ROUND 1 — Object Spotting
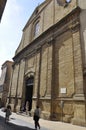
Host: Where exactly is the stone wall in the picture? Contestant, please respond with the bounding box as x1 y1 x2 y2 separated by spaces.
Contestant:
54 31 74 98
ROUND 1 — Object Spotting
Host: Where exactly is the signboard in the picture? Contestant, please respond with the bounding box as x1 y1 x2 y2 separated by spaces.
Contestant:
60 88 66 94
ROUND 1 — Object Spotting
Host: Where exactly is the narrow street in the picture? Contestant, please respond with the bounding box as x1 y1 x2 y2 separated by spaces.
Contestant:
0 116 34 130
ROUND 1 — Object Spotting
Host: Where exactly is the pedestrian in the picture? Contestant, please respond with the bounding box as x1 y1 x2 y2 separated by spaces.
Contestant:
33 105 41 130
5 104 12 123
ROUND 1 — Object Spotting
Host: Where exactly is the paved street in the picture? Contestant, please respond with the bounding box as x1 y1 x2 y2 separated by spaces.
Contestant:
0 109 86 130
0 116 34 130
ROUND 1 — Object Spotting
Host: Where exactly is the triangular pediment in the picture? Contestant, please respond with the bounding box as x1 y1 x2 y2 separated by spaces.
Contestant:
23 0 51 31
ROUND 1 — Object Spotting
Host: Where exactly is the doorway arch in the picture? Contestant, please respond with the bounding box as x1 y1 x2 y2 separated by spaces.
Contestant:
24 76 34 111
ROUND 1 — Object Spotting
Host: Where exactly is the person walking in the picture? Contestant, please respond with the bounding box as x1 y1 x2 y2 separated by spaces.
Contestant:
5 104 12 123
33 105 41 130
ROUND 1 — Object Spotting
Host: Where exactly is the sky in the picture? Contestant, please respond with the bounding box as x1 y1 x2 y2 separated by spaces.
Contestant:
0 0 45 76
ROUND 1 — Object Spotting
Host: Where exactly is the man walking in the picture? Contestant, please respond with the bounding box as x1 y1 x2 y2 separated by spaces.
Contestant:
33 106 41 130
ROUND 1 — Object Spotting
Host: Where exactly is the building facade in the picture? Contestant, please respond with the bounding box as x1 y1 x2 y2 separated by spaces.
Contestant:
8 0 86 126
0 61 13 107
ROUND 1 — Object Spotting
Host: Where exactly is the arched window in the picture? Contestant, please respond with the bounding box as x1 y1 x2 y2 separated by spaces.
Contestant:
34 21 40 37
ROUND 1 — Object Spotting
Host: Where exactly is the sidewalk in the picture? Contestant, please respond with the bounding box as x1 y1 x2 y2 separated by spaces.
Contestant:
0 109 86 130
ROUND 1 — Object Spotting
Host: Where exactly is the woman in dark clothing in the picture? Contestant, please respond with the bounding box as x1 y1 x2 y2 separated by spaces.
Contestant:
5 105 12 123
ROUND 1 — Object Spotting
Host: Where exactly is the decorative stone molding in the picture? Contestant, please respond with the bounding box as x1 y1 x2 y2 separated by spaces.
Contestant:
25 70 35 78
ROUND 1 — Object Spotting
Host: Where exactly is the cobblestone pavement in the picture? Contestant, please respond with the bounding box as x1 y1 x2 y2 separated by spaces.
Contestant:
0 116 34 130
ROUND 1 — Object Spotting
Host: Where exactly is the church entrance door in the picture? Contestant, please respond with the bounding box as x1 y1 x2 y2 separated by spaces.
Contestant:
24 76 34 111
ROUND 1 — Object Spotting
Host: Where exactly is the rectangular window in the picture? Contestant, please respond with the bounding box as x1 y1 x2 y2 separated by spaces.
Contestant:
34 21 40 37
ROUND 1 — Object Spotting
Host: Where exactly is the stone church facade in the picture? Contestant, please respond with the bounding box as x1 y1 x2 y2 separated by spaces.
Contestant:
8 0 86 126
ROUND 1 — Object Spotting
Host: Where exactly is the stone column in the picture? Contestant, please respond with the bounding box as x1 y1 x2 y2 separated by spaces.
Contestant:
46 44 52 97
71 22 86 126
14 62 20 112
50 38 56 120
16 59 26 111
72 27 84 99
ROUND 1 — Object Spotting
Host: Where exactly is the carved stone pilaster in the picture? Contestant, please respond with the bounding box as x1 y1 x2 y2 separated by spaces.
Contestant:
72 26 84 99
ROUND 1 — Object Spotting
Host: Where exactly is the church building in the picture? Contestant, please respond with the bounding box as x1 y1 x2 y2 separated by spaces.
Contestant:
8 0 86 126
